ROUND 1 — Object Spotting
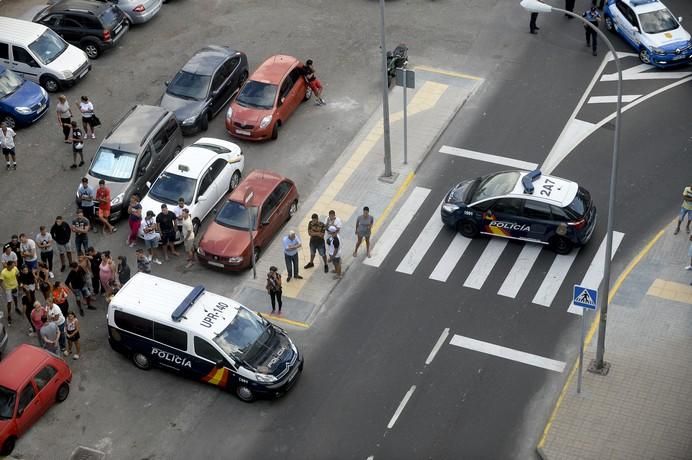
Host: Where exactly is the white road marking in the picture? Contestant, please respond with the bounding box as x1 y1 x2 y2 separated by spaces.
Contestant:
497 244 543 298
439 145 538 171
365 187 431 268
429 234 472 282
396 206 445 275
532 250 579 307
567 231 625 315
449 334 566 373
587 95 640 104
600 63 692 81
366 457 374 460
463 238 507 289
425 328 450 365
387 385 416 430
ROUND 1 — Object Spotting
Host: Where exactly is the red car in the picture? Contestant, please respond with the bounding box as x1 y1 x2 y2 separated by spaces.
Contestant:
0 344 72 456
197 170 299 270
225 55 312 141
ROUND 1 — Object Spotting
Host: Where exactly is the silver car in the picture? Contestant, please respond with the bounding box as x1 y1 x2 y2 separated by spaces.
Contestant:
109 0 163 24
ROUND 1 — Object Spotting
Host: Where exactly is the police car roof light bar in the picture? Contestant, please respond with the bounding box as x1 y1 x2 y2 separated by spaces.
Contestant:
630 0 658 6
171 285 206 322
522 169 542 194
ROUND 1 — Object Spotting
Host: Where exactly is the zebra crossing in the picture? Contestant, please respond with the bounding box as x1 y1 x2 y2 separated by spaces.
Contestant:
365 187 625 315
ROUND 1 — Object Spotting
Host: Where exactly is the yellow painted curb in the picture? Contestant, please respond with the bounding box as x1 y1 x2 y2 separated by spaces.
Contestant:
414 65 483 81
257 312 310 329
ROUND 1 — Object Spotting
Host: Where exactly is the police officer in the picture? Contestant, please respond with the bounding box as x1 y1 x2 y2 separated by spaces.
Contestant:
583 3 601 56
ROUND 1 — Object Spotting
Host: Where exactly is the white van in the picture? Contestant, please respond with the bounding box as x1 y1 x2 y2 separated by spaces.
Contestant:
0 16 91 92
107 273 303 402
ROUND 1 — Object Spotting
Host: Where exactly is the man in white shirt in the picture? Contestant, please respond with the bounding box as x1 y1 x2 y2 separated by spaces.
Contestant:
325 210 342 234
181 208 195 268
36 226 54 272
47 302 66 353
19 233 38 272
0 121 17 170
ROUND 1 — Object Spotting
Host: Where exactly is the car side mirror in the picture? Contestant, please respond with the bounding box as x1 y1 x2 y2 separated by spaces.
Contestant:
678 16 683 23
211 89 219 97
138 166 146 177
261 217 270 226
165 80 170 87
17 407 25 417
197 195 208 202
279 97 285 105
145 181 151 188
215 359 224 369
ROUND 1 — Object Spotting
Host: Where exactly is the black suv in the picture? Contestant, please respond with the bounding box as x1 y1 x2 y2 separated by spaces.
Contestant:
33 0 129 59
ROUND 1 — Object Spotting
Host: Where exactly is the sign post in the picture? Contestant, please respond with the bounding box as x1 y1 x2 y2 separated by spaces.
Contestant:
395 68 415 165
573 285 598 394
244 190 255 280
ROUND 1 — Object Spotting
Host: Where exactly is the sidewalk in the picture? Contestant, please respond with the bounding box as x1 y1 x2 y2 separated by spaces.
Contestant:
233 67 482 327
538 222 692 460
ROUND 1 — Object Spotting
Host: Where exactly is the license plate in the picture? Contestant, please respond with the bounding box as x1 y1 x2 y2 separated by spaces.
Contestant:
208 261 224 268
673 54 685 60
114 25 122 35
37 104 45 112
235 129 251 136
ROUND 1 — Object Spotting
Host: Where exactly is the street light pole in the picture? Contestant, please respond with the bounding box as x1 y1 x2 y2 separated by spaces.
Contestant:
244 190 256 280
519 0 622 374
379 0 393 177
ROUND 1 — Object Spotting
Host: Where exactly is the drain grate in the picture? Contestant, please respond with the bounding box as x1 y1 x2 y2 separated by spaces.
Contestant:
70 446 106 460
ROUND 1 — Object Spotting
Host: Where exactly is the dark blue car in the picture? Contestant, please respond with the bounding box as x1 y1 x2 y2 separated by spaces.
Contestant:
0 65 50 129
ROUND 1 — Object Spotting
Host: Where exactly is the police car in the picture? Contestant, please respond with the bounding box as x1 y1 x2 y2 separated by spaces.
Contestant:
107 273 303 402
440 170 597 254
604 0 692 67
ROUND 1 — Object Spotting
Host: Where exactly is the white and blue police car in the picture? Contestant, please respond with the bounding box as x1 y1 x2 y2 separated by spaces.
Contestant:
604 0 692 67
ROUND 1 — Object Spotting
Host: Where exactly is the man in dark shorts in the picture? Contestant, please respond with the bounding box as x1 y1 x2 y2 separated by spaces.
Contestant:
304 59 325 105
304 213 328 273
156 204 179 261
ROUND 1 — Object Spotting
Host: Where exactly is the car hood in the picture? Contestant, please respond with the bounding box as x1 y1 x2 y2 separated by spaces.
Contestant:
84 174 130 205
1 80 47 110
140 194 167 216
200 221 252 257
160 93 205 122
252 326 297 376
647 27 691 47
230 102 272 126
48 44 89 75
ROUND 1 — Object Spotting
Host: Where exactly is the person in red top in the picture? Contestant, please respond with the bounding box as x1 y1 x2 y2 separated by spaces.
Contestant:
96 179 116 234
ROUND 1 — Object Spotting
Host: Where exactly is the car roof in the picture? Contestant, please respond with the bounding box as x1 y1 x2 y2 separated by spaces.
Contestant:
471 170 578 208
0 344 50 390
625 0 665 13
109 273 243 341
250 55 300 84
101 105 170 153
227 169 287 206
41 0 112 14
181 46 236 76
164 138 240 179
0 17 51 45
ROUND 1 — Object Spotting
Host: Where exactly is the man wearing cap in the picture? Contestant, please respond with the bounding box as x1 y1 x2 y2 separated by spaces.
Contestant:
282 230 303 282
76 178 97 233
142 210 162 264
327 226 342 279
1 244 17 269
157 204 179 260
304 213 328 273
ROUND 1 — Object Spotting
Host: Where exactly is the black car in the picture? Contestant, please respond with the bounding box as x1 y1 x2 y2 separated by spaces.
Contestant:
33 0 129 59
160 46 249 135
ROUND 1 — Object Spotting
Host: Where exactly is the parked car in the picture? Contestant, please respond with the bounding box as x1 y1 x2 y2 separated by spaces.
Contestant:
197 170 299 270
0 65 49 128
139 137 244 242
33 0 129 59
161 46 248 135
92 0 163 25
0 323 7 360
0 344 72 456
225 55 311 141
86 105 183 221
604 0 692 67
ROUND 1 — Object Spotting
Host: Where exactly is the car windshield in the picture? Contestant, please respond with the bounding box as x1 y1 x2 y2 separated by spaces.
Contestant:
213 307 272 365
167 71 210 101
638 9 679 34
99 6 121 28
28 29 67 65
89 148 137 182
148 172 196 206
215 200 258 230
565 187 591 219
235 81 276 110
0 69 24 98
0 385 16 420
469 171 520 203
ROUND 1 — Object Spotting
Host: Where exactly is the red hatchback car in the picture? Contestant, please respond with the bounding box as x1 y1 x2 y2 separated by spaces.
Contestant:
0 344 72 456
197 170 299 270
225 55 311 141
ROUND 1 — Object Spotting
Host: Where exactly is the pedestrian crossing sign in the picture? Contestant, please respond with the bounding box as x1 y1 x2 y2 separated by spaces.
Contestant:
573 285 598 310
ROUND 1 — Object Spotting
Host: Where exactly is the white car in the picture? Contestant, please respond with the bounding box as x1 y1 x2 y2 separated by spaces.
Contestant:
139 137 243 242
604 0 692 67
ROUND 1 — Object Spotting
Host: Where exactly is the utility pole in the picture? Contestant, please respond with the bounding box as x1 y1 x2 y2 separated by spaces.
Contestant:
378 0 392 178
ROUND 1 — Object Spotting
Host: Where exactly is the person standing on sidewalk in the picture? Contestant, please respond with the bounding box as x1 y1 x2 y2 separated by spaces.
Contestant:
127 194 142 247
156 204 179 261
68 120 85 168
142 211 162 264
19 233 39 273
46 301 66 354
56 95 72 143
79 95 97 139
51 216 73 272
64 311 81 360
673 184 692 235
353 206 374 258
71 208 90 256
40 318 60 356
283 230 303 282
1 260 19 325
0 121 17 170
76 178 97 233
136 248 152 274
96 180 115 234
304 213 328 273
583 3 601 56
36 226 54 273
327 226 342 279
181 208 196 269
266 266 283 315
325 210 342 234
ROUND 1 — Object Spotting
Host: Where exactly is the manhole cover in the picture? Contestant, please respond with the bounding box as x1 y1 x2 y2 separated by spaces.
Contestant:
70 446 106 460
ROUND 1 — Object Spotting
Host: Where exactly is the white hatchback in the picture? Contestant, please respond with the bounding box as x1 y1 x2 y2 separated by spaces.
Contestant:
139 137 243 241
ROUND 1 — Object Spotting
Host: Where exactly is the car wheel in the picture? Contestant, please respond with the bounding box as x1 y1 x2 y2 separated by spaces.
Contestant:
200 113 209 131
192 217 201 235
271 122 279 140
1 114 16 129
457 220 479 238
605 16 614 32
82 41 100 59
40 75 60 93
56 382 70 402
639 49 652 65
235 384 255 402
0 436 16 456
229 170 241 191
288 200 298 219
550 236 573 255
303 86 312 101
132 352 152 370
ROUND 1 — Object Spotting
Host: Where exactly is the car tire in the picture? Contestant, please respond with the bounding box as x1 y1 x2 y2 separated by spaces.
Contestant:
638 48 651 65
200 113 209 132
229 170 241 191
1 114 16 129
235 384 255 402
271 122 279 140
457 220 479 238
550 236 573 255
287 200 298 220
40 75 60 93
0 436 16 456
132 352 152 370
56 382 70 402
605 16 614 32
82 40 100 59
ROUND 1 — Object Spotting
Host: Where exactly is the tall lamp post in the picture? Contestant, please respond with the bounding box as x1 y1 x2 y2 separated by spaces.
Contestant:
244 189 256 280
519 0 622 374
379 0 393 178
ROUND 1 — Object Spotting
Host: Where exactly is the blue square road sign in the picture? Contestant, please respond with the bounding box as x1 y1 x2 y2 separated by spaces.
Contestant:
573 285 598 310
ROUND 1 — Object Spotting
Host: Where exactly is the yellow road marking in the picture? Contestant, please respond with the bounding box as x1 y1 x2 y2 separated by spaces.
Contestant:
257 312 310 329
537 226 666 449
647 279 692 304
371 172 415 236
414 65 483 81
